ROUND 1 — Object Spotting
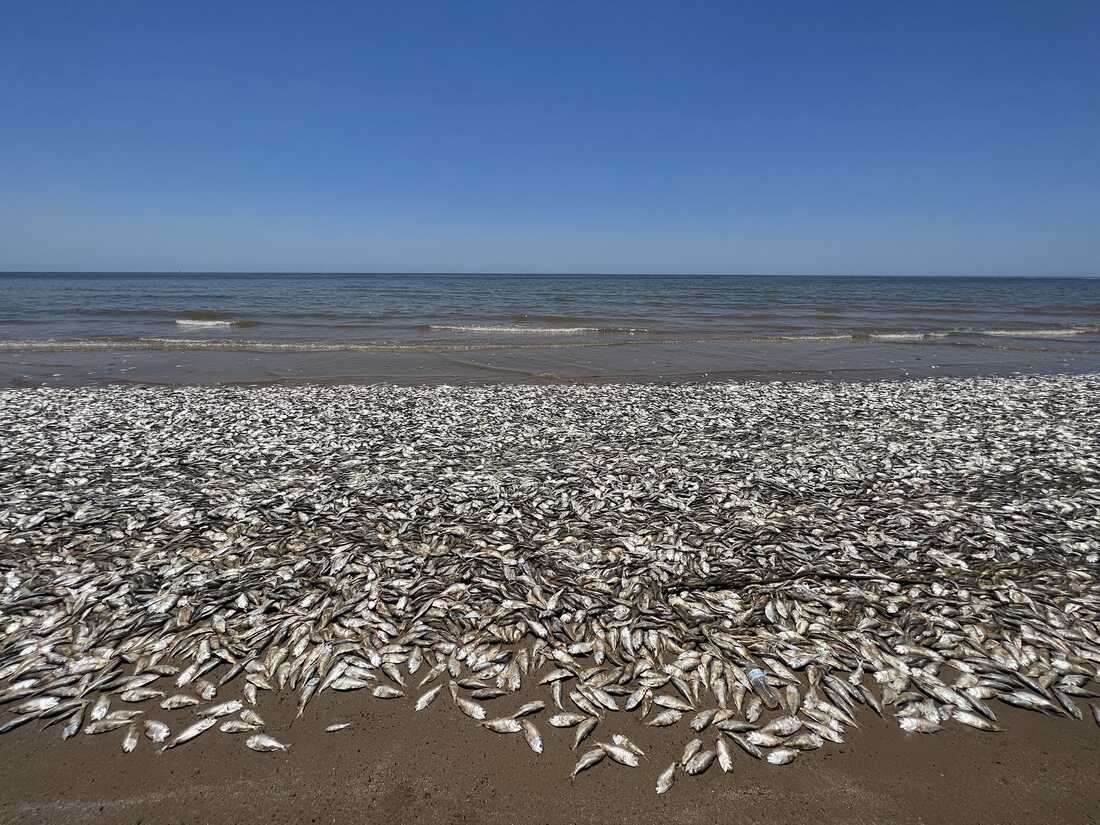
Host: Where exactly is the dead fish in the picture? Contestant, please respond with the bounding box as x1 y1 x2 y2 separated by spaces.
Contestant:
144 719 170 743
219 719 259 733
716 719 758 733
62 711 83 740
122 724 139 753
416 685 442 711
681 737 703 766
611 733 644 756
952 710 1001 732
573 717 598 749
784 731 824 750
512 700 545 718
762 716 802 736
325 723 352 732
90 695 110 721
715 737 734 772
648 709 683 727
653 694 693 712
330 677 372 691
571 747 606 780
548 713 587 728
382 663 405 687
656 762 677 794
747 731 784 747
198 700 243 718
767 748 798 765
898 717 940 734
690 709 717 731
120 689 163 703
161 694 200 710
1 714 36 736
999 691 1058 714
85 717 133 735
246 734 290 752
684 749 716 775
14 696 60 714
372 685 404 699
521 719 543 754
240 709 264 726
162 717 217 750
418 663 446 688
725 732 764 760
599 742 640 767
483 717 523 734
455 697 486 720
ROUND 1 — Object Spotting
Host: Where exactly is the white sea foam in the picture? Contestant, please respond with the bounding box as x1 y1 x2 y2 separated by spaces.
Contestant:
175 319 237 327
978 327 1098 337
869 332 949 341
427 325 602 335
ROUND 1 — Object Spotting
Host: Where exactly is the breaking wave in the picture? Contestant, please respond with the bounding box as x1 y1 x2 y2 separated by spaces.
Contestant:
175 318 256 328
418 324 650 335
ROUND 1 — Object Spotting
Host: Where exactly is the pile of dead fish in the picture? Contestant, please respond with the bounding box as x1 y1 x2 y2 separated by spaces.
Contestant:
1 374 1099 793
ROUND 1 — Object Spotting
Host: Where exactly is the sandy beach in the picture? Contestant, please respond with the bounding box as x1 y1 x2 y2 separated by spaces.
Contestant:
2 688 1098 825
1 375 1098 825
6 0 1100 820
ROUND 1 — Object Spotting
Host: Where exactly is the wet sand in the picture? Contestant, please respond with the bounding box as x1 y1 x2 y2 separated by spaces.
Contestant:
3 333 1100 387
2 687 1097 825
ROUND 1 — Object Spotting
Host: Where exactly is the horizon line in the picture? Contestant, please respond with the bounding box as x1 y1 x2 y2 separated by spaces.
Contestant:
2 271 1098 279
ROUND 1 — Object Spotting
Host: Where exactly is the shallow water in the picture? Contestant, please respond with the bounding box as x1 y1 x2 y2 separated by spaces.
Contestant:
3 273 1099 385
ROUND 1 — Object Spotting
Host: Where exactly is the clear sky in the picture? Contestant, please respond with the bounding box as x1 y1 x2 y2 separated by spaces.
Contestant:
2 1 1097 275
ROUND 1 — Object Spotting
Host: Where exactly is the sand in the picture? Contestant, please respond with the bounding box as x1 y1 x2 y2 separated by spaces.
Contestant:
2 687 1097 825
3 333 1100 387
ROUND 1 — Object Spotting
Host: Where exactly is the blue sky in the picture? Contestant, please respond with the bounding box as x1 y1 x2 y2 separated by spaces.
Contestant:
2 1 1097 274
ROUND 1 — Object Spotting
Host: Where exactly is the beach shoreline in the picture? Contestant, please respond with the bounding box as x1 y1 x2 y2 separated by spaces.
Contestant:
3 333 1100 388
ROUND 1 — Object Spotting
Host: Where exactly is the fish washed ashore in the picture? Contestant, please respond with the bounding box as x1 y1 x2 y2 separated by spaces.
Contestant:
1 375 1099 823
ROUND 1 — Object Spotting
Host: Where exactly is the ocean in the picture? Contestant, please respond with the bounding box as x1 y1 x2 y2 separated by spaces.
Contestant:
3 273 1100 347
2 273 1099 385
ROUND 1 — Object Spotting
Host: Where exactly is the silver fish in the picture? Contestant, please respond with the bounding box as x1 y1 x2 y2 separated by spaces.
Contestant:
415 685 442 711
648 709 683 727
198 700 243 718
455 697 486 720
246 733 290 752
161 694 200 710
573 717 598 749
483 717 523 733
680 737 702 766
715 737 734 772
656 762 677 794
571 747 605 780
219 719 259 733
143 720 171 742
599 742 639 767
521 719 543 754
684 749 715 775
162 717 217 750
122 724 139 753
767 748 798 765
548 713 587 728
512 700 545 718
